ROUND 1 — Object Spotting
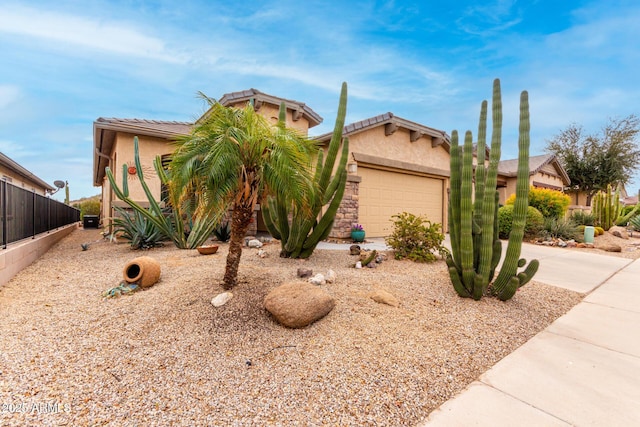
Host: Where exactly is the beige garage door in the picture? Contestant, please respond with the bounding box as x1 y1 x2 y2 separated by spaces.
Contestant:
358 167 444 237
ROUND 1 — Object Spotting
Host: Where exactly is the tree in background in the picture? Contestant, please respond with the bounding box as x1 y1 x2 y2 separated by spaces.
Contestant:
545 115 640 202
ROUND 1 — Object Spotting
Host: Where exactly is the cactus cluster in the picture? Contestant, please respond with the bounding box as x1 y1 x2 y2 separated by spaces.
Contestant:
105 137 219 249
262 82 349 259
447 79 539 301
592 185 640 230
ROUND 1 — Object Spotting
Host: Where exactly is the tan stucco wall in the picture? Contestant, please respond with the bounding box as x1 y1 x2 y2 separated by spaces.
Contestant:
0 165 49 195
530 171 564 190
0 223 77 287
226 101 311 135
111 133 175 204
348 126 450 169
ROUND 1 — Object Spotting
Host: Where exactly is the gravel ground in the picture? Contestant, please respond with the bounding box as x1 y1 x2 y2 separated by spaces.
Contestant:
1 228 584 426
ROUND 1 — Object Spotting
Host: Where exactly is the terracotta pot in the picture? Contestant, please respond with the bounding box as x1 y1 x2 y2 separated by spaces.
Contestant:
197 244 219 255
123 256 161 288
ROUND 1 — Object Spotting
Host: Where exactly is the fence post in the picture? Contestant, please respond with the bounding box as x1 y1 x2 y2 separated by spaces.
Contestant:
32 191 36 239
2 180 6 249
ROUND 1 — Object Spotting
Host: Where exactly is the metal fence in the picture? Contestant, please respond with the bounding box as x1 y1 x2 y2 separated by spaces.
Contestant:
1 180 80 249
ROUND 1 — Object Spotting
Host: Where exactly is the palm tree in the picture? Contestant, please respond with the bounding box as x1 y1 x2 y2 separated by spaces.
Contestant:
170 97 316 289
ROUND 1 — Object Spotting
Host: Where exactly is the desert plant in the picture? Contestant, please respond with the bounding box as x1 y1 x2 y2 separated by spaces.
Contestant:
106 137 219 249
569 210 595 226
505 187 570 219
385 212 448 262
630 215 640 231
213 221 231 242
498 205 544 239
170 96 316 290
447 78 539 301
592 185 640 230
262 82 349 259
542 217 580 240
111 206 165 250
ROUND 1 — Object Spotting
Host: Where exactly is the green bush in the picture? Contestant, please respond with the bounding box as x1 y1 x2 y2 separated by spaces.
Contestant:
630 215 640 232
498 205 544 239
542 217 580 240
506 187 570 219
77 198 101 220
112 206 165 250
569 210 595 226
385 212 448 262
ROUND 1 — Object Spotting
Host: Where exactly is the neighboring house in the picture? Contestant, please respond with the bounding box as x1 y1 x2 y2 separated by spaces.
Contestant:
496 154 571 204
0 152 55 195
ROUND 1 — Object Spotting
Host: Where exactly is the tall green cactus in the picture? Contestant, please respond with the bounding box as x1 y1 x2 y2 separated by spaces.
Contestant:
262 82 349 258
105 137 220 249
592 185 640 230
447 79 539 301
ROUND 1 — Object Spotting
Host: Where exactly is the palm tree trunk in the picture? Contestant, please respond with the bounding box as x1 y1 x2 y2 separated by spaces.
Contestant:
222 203 254 289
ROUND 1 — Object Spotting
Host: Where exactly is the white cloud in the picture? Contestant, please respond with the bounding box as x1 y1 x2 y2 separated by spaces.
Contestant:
0 5 184 63
0 85 21 109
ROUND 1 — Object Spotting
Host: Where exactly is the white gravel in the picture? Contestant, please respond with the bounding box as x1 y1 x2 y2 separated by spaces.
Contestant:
0 228 583 426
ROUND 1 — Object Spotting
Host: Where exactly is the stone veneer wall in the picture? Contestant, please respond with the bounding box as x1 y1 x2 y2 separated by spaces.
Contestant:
330 175 360 239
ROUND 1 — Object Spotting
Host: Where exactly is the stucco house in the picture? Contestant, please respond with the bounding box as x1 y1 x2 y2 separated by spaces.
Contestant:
496 153 571 204
93 89 571 239
0 152 55 195
94 90 325 232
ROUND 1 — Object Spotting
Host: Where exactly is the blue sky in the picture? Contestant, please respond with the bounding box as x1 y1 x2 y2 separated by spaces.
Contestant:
1 0 639 200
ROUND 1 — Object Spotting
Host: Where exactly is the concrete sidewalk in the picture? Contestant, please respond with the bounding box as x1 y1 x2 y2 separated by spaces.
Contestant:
421 246 640 426
317 238 640 425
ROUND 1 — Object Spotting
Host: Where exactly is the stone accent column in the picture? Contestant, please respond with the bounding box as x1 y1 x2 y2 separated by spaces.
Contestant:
329 175 361 239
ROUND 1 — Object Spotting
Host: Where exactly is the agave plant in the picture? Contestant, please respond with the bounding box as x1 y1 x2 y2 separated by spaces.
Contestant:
111 206 165 250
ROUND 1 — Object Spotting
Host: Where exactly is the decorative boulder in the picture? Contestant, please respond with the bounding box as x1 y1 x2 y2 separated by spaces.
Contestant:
370 289 399 307
264 282 335 328
600 243 622 252
609 226 629 239
350 245 361 255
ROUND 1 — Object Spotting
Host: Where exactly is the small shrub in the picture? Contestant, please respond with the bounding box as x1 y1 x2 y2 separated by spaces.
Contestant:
542 217 580 240
498 205 544 239
570 210 595 226
112 206 165 250
385 212 448 262
214 221 231 242
630 215 640 232
505 187 571 219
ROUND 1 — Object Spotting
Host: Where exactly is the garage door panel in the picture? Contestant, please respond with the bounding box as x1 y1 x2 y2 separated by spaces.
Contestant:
359 167 444 237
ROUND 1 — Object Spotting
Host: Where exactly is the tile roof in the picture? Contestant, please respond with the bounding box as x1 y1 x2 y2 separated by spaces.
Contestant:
314 112 449 144
217 88 323 128
497 153 571 184
94 118 192 137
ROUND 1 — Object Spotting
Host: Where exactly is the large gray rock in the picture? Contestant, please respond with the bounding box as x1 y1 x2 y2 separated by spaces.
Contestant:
264 282 335 328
